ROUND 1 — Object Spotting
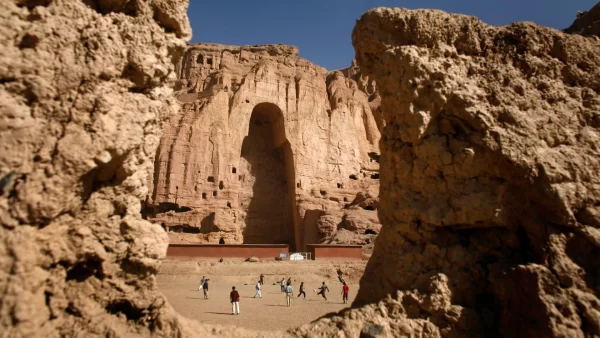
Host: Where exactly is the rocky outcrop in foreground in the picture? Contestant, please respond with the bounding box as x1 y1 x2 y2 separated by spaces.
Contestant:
320 6 599 338
144 43 382 253
0 0 258 336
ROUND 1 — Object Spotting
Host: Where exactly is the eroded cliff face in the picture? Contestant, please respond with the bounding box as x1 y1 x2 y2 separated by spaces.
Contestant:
337 7 600 338
144 43 382 252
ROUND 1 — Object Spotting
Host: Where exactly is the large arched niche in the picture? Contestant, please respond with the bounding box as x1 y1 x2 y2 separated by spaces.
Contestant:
238 103 300 250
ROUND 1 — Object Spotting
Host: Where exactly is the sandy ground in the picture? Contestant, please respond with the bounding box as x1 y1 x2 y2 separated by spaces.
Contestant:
157 259 366 332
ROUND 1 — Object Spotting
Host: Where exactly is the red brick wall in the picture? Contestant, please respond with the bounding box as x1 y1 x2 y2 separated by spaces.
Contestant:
306 244 362 260
167 244 289 259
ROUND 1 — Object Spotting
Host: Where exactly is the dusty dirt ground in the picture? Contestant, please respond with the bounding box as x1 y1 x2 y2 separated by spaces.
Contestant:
157 259 367 332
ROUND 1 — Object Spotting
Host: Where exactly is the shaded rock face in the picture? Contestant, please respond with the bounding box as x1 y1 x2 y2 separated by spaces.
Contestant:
565 2 600 37
338 7 600 338
144 43 382 251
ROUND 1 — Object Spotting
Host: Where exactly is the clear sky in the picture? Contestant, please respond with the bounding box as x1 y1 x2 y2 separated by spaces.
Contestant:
188 0 597 70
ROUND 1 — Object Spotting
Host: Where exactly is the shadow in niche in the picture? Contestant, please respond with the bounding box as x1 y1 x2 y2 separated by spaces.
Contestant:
240 103 296 249
200 212 215 234
170 224 200 233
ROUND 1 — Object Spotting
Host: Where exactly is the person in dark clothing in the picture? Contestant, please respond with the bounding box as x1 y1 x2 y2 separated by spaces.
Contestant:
230 286 240 315
317 281 329 300
259 273 264 285
202 279 209 299
297 282 306 299
337 268 346 285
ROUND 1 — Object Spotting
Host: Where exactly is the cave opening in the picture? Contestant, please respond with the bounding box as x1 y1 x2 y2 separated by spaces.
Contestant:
239 102 298 250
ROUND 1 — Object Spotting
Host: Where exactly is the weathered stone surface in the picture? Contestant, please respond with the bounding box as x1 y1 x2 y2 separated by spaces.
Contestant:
0 0 268 337
144 43 382 252
343 7 600 338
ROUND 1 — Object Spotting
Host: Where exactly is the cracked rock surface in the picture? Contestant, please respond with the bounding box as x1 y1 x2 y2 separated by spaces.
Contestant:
345 7 600 338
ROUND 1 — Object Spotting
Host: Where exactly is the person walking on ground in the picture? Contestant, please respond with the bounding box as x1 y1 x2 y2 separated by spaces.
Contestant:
287 277 292 286
202 278 209 299
259 273 264 285
230 286 240 315
198 276 206 291
337 268 346 285
285 282 293 306
341 282 349 304
317 281 329 300
280 278 285 293
297 282 306 299
254 280 262 298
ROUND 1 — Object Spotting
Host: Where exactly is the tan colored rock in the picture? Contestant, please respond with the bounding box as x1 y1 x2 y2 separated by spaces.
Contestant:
0 0 268 337
6 0 600 337
341 6 600 337
339 60 384 132
145 43 382 252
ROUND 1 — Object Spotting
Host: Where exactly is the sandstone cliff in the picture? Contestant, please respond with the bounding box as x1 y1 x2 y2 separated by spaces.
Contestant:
144 43 382 252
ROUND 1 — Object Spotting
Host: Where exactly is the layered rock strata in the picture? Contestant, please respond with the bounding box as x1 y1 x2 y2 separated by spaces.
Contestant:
144 43 382 252
336 7 600 338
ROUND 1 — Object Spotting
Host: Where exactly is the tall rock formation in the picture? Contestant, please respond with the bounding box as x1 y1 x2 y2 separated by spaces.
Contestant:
144 43 382 252
322 6 599 338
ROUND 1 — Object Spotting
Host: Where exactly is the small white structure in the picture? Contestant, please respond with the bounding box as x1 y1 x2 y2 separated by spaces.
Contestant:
289 253 305 261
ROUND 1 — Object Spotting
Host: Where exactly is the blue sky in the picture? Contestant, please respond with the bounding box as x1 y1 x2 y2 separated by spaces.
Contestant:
188 0 597 70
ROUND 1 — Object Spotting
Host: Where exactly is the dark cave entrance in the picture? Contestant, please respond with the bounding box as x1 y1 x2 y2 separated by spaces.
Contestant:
239 103 298 249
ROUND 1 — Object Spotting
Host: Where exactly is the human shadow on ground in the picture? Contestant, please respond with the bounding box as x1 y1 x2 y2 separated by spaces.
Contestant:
185 297 205 300
264 304 288 307
205 312 232 316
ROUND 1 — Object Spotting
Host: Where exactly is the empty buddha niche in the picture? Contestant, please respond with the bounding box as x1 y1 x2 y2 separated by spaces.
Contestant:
238 103 295 247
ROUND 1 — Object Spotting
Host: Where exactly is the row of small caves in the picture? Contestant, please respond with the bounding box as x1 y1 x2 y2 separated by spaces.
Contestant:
153 163 380 211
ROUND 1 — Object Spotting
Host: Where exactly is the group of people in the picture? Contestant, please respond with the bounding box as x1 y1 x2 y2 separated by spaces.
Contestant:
200 271 351 315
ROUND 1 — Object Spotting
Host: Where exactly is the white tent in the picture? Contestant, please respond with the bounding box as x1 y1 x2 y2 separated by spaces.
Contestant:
289 253 304 261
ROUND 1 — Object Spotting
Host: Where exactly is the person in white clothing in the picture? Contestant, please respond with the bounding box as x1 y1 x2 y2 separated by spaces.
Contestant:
198 276 205 291
230 286 240 315
254 280 262 298
285 283 293 306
